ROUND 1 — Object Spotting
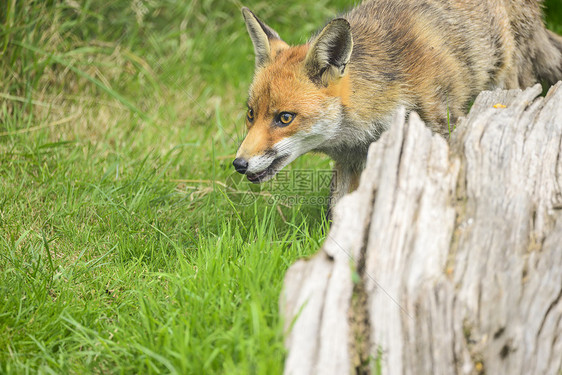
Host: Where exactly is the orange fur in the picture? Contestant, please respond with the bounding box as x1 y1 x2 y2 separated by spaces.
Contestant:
323 74 352 108
235 2 562 215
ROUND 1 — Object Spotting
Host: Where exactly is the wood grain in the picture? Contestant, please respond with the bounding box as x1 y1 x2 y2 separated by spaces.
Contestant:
281 82 562 375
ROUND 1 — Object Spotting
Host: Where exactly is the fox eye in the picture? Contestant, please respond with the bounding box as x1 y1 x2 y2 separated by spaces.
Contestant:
247 108 254 122
276 112 295 127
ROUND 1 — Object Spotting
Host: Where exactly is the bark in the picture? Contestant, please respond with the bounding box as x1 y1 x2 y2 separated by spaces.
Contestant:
281 83 562 375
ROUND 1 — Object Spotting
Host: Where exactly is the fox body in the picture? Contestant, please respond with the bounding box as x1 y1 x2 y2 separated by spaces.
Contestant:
233 0 562 212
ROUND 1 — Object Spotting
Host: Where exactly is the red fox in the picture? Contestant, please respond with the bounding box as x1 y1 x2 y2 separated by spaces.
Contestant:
233 0 562 212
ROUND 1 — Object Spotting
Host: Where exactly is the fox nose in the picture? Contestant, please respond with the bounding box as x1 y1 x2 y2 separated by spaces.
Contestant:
232 158 249 174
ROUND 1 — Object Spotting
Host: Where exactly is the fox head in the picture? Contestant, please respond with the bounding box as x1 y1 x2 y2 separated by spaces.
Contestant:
233 7 353 183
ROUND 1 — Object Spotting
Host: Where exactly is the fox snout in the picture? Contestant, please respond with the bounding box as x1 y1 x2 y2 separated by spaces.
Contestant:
232 149 290 184
233 123 296 184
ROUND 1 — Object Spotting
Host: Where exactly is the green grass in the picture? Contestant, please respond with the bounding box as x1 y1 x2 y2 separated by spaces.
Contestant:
1 1 562 374
546 0 562 34
0 1 346 373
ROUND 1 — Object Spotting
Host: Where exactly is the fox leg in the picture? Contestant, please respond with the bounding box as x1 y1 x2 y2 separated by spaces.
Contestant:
540 30 562 85
327 163 362 221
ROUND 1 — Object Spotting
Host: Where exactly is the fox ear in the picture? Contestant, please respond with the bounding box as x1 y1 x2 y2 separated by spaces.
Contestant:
305 19 353 85
242 7 287 69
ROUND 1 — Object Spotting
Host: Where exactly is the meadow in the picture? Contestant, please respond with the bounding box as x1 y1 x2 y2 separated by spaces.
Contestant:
1 0 561 373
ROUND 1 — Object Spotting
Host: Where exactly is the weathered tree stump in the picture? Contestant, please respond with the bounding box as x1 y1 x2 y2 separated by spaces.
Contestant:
281 83 562 375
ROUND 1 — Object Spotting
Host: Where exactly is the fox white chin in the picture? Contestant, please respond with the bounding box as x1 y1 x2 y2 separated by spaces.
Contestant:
245 154 290 183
